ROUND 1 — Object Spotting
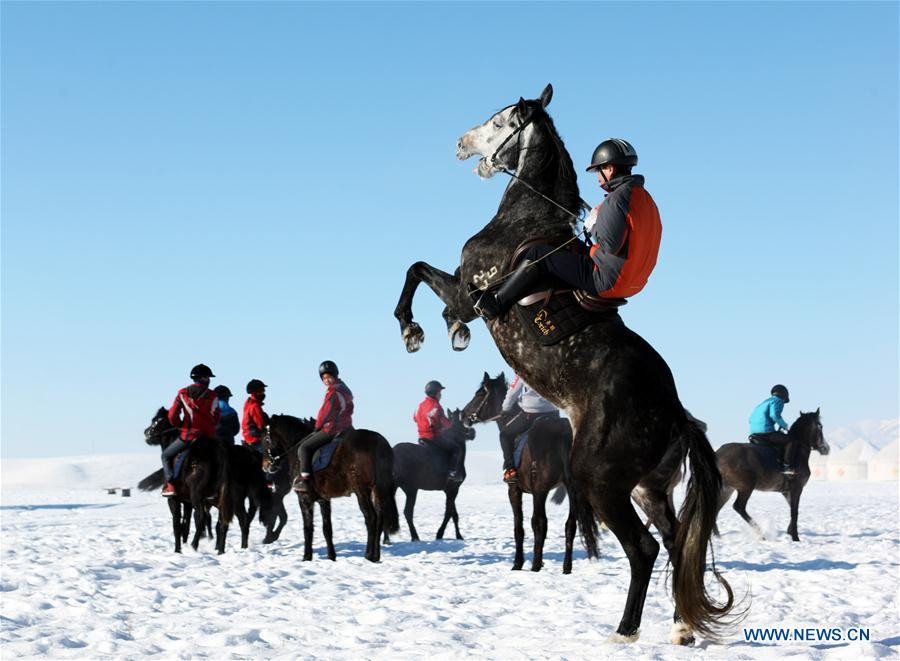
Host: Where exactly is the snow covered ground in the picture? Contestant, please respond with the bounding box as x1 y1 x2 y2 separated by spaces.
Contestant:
2 453 898 659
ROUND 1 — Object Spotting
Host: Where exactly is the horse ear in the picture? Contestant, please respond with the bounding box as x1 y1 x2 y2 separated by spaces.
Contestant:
816 407 820 415
483 371 490 383
516 97 528 118
539 83 553 108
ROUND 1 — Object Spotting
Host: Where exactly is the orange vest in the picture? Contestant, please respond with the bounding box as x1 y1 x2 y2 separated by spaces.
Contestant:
600 186 661 299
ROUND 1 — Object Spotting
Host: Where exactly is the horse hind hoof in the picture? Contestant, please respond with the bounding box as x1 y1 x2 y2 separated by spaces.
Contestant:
607 631 640 644
402 323 424 353
669 622 695 646
449 321 470 351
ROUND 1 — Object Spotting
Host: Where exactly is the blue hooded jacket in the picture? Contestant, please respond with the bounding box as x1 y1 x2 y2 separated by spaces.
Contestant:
749 396 789 434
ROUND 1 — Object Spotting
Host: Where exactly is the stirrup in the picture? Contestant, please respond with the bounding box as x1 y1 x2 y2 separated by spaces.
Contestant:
503 469 518 484
292 475 311 492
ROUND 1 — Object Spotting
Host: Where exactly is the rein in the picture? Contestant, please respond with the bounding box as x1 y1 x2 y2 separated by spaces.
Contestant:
468 385 502 424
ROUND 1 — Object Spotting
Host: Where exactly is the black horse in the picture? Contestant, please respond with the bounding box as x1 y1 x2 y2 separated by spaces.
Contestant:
462 372 587 574
262 415 400 562
139 407 233 554
716 409 829 541
393 84 736 643
384 408 475 543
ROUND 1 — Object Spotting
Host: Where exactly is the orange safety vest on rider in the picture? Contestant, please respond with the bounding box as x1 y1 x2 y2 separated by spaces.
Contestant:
600 186 661 299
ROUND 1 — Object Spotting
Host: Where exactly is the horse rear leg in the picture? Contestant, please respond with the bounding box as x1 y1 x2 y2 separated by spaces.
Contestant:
356 491 377 562
530 490 549 572
264 497 288 544
509 484 525 570
235 498 250 549
215 515 229 555
733 490 764 539
191 503 205 551
403 488 420 541
320 500 336 561
593 489 659 641
563 486 576 574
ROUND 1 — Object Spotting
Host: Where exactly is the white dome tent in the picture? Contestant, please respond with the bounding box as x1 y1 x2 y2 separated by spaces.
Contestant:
826 438 877 481
867 438 899 481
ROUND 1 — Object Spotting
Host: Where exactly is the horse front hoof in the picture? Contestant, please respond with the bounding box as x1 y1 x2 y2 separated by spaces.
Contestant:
511 563 523 571
607 631 640 644
403 323 424 353
562 566 572 575
303 555 313 562
530 563 543 572
455 534 464 541
449 321 470 351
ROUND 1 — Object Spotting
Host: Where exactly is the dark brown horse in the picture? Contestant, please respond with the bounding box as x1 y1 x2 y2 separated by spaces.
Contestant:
384 408 475 543
262 415 399 562
716 409 829 541
140 407 233 554
462 372 588 573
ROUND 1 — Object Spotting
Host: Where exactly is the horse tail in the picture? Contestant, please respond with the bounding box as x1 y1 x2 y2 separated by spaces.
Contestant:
376 439 400 535
138 468 165 491
564 431 600 559
550 485 566 505
672 418 741 640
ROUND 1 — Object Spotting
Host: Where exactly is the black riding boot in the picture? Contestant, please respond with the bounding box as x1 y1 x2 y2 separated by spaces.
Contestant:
474 260 543 321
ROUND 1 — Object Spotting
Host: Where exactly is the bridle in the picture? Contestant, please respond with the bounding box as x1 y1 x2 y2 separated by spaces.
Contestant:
467 384 502 424
262 425 302 475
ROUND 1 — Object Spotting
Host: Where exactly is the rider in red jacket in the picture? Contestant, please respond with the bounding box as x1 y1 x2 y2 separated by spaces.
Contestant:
414 380 463 482
242 379 269 452
162 364 220 496
293 361 354 492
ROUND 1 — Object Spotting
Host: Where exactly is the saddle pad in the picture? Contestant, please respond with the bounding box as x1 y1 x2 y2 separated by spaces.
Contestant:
750 443 782 472
515 290 617 346
513 432 530 469
312 439 340 472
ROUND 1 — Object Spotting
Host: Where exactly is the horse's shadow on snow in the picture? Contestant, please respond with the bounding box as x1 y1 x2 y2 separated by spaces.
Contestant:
0 503 120 511
718 559 857 572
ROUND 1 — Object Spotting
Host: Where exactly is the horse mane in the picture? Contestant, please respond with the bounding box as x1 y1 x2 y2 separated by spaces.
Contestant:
789 410 820 444
269 413 314 441
529 107 581 216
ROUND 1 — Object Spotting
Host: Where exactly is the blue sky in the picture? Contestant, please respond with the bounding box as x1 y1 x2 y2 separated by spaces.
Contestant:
2 2 897 459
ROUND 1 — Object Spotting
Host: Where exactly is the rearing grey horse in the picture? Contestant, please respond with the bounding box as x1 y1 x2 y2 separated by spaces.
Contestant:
394 84 738 644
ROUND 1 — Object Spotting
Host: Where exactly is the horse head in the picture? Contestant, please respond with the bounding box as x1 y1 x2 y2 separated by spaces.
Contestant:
447 408 476 442
457 84 554 179
262 414 316 474
462 371 508 425
793 408 830 455
144 406 175 446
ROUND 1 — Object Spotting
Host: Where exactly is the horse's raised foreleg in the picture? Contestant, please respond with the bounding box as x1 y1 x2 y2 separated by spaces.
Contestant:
320 500 336 561
510 485 525 570
530 490 549 572
394 262 475 353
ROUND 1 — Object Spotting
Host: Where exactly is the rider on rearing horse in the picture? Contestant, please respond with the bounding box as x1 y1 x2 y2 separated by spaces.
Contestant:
293 361 354 493
414 380 464 483
475 138 662 320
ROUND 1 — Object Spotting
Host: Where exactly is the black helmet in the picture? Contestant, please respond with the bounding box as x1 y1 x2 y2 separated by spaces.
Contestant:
425 380 445 397
246 379 267 394
771 384 790 403
213 385 233 399
318 361 339 378
190 363 215 380
586 138 638 172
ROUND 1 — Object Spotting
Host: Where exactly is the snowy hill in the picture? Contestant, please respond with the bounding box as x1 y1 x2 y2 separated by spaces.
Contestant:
826 418 898 450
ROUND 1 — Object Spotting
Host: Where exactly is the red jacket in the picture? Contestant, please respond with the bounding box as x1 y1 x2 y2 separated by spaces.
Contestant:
315 380 354 434
414 396 451 440
242 395 268 445
168 384 220 442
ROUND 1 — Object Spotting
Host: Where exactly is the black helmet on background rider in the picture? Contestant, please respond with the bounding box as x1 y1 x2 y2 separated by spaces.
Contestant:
585 138 638 172
771 384 790 403
425 380 445 397
318 361 339 379
246 379 267 394
213 385 233 400
190 363 215 381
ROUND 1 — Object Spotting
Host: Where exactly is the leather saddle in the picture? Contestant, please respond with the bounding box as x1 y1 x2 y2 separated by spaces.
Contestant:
509 238 627 313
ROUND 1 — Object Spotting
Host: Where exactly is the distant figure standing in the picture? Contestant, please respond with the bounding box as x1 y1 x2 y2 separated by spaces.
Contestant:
163 364 220 496
214 385 240 445
414 380 464 482
242 379 269 454
749 384 796 476
499 374 559 483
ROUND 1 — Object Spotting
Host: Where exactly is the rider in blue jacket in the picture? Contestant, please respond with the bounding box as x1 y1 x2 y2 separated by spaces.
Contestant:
749 385 796 476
